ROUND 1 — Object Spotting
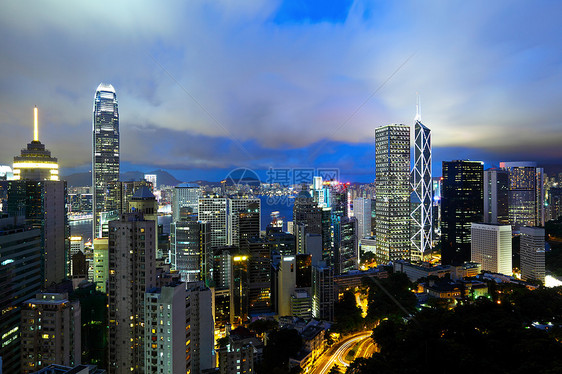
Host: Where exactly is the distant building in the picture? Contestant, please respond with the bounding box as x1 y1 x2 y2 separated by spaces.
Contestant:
20 293 81 373
520 226 545 284
172 183 200 221
548 187 562 221
353 197 371 239
471 223 512 275
375 124 411 264
441 160 483 265
143 174 157 189
170 220 211 283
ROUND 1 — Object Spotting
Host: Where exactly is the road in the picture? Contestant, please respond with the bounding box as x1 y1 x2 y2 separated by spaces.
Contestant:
312 331 374 374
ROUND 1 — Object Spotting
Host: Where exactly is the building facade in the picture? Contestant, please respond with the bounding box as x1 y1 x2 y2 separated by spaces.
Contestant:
520 226 545 284
375 124 411 264
483 169 509 225
93 83 119 239
471 223 512 275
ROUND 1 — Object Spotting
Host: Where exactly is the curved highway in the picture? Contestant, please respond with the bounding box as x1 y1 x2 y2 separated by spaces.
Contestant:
313 331 374 374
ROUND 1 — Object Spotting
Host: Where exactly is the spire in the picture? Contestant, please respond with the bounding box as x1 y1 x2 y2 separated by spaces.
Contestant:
33 106 39 141
414 93 421 122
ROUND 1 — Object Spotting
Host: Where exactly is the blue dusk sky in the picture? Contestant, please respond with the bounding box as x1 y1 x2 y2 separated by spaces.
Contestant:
1 1 562 182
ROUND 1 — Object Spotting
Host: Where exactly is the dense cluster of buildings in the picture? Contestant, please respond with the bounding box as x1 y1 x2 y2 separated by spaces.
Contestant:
0 84 554 374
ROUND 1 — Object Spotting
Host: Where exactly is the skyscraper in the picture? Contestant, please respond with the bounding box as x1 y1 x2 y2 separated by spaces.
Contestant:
93 83 119 238
375 124 411 264
353 197 371 239
441 160 484 265
410 116 432 262
499 162 545 232
483 169 510 225
172 183 200 221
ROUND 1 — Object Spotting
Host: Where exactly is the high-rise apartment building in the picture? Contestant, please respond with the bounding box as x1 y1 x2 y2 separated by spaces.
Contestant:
198 196 229 247
93 83 119 239
548 187 562 222
172 183 200 221
247 237 272 316
375 124 411 264
108 212 157 374
20 293 81 373
410 119 432 261
483 169 509 225
0 215 41 374
337 216 358 274
93 237 109 293
441 160 484 265
185 282 215 373
520 226 545 284
278 255 296 317
471 223 512 275
499 162 545 231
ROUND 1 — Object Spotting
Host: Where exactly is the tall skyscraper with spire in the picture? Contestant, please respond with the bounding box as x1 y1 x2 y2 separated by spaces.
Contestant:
92 83 119 238
410 99 432 261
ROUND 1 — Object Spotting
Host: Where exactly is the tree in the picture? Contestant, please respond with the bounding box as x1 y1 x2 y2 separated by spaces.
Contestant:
334 290 363 333
248 319 279 335
365 272 417 321
260 328 303 373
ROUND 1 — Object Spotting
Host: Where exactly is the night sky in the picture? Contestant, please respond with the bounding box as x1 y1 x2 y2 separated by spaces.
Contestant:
1 1 562 183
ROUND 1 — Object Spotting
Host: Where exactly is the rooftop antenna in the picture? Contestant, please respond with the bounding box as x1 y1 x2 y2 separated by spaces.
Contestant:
33 106 39 141
414 93 421 122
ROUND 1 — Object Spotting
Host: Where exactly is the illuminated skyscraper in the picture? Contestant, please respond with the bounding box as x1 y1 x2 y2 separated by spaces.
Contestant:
375 124 411 264
410 112 432 261
13 107 59 181
499 162 545 232
520 226 545 283
483 169 509 225
92 83 119 238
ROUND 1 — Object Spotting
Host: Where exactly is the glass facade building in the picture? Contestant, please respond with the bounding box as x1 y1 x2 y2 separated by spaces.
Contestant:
375 124 411 264
441 160 484 265
92 83 119 239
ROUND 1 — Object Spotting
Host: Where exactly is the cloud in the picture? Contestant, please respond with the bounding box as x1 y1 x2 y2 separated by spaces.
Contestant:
1 0 561 177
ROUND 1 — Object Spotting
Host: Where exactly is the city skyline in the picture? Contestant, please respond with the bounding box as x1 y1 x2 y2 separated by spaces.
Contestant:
1 1 562 183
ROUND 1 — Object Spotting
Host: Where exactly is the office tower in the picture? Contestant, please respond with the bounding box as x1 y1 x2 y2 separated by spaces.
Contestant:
198 196 229 247
520 226 545 283
375 124 411 264
278 255 296 316
471 223 512 275
186 282 215 373
228 198 261 246
499 162 545 231
548 187 562 221
337 216 358 274
247 238 272 316
312 176 329 207
483 169 509 225
441 160 484 265
93 238 109 293
239 202 260 249
0 215 41 374
265 226 296 256
144 283 189 374
293 191 322 236
108 213 157 374
353 197 371 239
170 220 211 283
231 251 250 326
432 177 442 239
93 83 119 239
20 293 81 373
172 183 200 221
312 263 334 321
13 107 59 181
291 289 313 319
410 118 432 261
305 234 322 266
143 174 157 189
70 236 84 257
321 207 333 265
